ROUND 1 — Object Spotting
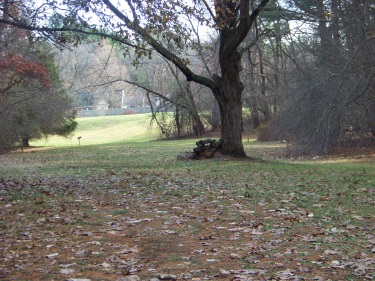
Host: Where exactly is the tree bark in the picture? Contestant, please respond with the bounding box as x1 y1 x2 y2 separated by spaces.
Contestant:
217 90 245 157
213 51 246 157
212 102 221 130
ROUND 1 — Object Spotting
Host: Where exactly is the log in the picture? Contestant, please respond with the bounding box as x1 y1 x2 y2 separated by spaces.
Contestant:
196 139 221 149
210 139 221 149
204 149 214 158
178 138 222 160
193 138 221 158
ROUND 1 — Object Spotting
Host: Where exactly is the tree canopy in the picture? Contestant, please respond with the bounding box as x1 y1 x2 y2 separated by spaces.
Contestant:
1 0 273 157
0 1 77 150
1 0 373 155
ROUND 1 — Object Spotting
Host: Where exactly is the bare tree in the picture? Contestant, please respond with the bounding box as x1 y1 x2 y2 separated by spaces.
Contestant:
272 0 375 154
0 0 272 157
55 40 133 108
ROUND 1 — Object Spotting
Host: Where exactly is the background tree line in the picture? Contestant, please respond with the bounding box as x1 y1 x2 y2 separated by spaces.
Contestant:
0 0 373 155
0 1 77 150
270 0 375 154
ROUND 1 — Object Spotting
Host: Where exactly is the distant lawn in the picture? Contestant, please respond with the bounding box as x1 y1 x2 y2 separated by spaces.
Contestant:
32 114 158 147
0 114 374 281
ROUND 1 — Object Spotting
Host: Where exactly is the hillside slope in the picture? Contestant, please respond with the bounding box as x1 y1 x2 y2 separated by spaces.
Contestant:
31 114 157 147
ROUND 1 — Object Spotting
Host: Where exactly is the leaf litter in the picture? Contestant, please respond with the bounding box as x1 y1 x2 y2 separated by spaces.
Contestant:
0 164 374 280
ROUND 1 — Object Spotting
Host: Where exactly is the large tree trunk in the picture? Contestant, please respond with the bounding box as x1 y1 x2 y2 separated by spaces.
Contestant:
217 91 245 157
213 51 246 157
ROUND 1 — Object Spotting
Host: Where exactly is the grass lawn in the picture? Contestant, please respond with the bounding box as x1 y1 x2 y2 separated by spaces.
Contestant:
0 114 374 281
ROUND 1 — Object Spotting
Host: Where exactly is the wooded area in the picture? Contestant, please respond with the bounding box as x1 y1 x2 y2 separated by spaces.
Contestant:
0 0 374 155
1 2 374 279
0 1 77 150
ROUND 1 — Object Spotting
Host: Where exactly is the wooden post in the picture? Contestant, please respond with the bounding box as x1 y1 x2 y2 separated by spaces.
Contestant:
77 136 82 146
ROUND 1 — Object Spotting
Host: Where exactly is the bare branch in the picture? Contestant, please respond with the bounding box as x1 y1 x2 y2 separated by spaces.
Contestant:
201 0 216 25
101 0 217 90
0 18 149 51
79 78 190 111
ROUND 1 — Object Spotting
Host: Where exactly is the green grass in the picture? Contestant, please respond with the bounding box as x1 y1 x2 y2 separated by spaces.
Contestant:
32 114 158 147
0 114 373 194
1 113 373 180
6 114 372 227
0 114 374 280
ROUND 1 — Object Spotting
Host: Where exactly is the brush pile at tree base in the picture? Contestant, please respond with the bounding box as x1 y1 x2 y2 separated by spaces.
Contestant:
177 139 222 160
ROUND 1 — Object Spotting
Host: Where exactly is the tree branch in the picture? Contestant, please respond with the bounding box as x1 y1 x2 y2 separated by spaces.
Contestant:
101 0 218 90
250 0 272 22
220 0 271 56
0 18 149 51
79 78 190 111
201 0 217 25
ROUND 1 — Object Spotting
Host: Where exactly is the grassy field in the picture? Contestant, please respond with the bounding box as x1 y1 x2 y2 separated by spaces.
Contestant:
32 114 159 147
0 114 374 281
